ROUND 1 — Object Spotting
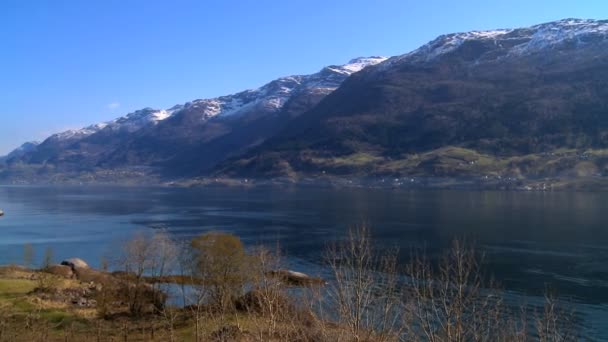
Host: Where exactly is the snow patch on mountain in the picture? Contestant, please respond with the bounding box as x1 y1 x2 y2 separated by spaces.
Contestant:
105 107 181 133
327 57 388 75
509 19 608 55
51 123 108 141
50 107 182 142
383 18 608 66
180 56 387 120
39 56 387 143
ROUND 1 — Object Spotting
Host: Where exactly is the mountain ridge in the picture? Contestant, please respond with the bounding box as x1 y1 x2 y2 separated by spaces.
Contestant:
4 18 608 189
0 142 39 164
1 56 387 181
214 18 608 185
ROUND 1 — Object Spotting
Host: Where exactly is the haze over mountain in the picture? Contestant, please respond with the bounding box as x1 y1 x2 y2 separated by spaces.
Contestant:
3 19 608 188
0 142 39 164
0 57 387 183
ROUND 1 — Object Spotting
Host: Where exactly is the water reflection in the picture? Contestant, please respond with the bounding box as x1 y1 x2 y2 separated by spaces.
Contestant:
1 185 608 336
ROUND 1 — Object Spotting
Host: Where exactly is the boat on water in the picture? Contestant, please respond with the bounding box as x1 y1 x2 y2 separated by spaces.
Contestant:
0 210 4 216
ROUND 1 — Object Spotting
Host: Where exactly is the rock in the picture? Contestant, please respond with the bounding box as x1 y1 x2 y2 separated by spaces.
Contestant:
61 258 89 269
33 287 97 308
46 264 74 278
72 297 95 307
267 270 325 286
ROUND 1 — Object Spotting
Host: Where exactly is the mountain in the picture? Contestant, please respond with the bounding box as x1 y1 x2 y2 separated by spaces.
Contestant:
2 57 387 182
6 19 608 188
218 19 608 184
17 108 178 165
0 142 40 163
97 57 389 178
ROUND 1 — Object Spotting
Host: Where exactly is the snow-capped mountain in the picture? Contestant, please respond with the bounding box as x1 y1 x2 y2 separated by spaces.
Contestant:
383 19 608 67
49 123 109 142
49 107 182 143
0 141 40 163
170 56 387 121
219 19 608 179
8 18 608 184
7 56 386 173
45 57 386 144
95 56 389 173
104 107 181 133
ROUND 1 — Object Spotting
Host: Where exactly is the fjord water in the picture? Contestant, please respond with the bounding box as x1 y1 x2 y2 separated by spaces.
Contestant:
1 185 608 337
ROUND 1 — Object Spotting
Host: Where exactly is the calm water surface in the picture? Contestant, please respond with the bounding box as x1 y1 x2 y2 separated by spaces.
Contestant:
1 185 608 338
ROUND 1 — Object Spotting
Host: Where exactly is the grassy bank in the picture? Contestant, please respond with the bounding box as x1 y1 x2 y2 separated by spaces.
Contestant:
0 229 579 341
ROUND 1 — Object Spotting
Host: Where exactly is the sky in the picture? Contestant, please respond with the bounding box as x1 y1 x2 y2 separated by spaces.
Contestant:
0 0 607 155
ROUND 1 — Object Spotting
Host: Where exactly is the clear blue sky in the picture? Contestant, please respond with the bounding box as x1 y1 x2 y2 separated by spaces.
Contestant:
1 0 606 154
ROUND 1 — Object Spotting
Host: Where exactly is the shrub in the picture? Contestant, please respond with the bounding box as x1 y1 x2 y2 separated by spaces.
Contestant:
190 232 251 313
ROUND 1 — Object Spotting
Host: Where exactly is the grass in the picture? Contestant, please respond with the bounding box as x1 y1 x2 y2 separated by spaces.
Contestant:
0 278 37 315
331 152 384 166
41 309 79 326
0 279 36 297
0 269 90 321
0 267 327 341
308 152 383 171
373 147 501 177
221 143 608 184
317 146 608 181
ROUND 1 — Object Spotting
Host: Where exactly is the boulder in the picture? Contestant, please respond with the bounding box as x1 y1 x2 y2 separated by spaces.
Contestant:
267 270 325 286
46 264 74 278
34 286 97 308
61 258 89 269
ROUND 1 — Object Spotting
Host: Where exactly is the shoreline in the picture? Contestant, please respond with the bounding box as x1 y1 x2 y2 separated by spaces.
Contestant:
2 175 608 192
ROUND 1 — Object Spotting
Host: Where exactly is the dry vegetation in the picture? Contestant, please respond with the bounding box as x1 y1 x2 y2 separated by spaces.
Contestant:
0 226 579 341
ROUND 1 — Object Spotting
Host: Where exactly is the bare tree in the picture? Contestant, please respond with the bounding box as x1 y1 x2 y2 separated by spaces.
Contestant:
23 243 34 269
176 240 208 342
100 256 109 272
404 240 519 342
150 231 180 342
35 247 57 291
247 245 290 340
536 294 577 342
41 247 53 270
116 230 176 317
325 224 403 342
118 230 154 317
149 231 178 310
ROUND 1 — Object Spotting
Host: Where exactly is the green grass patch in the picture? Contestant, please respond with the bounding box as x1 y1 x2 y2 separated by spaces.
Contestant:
40 309 88 329
0 278 38 315
332 152 383 166
0 279 36 297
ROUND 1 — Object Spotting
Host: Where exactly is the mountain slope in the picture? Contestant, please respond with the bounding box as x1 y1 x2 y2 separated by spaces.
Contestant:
15 108 179 166
217 19 608 181
7 19 608 186
3 57 386 182
0 142 40 163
